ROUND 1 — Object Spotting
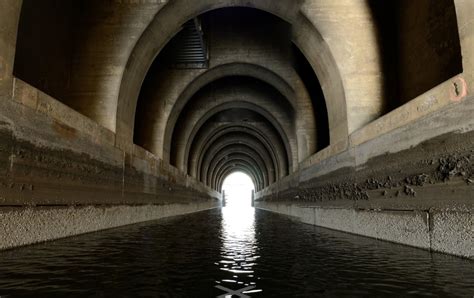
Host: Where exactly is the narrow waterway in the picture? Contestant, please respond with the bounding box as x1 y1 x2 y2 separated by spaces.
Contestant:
0 207 472 297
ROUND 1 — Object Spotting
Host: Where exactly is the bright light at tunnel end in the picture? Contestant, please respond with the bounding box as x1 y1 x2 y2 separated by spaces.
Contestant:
222 172 255 209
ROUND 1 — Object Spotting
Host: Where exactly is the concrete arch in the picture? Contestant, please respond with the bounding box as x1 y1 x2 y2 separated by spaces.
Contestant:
14 1 469 154
219 167 260 192
291 13 348 145
199 136 276 185
212 160 263 192
214 161 261 191
138 63 313 164
216 162 263 192
162 66 316 163
454 0 474 83
207 150 269 190
187 123 289 179
181 104 292 177
187 122 290 177
210 154 266 191
220 170 257 194
2 0 473 258
203 134 274 186
169 80 295 169
208 153 267 190
219 166 260 193
200 137 276 186
117 0 346 151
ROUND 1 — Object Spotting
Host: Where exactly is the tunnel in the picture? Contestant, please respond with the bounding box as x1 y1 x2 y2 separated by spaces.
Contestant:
0 0 473 295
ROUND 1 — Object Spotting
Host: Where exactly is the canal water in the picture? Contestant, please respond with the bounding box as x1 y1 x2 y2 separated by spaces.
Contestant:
0 207 472 297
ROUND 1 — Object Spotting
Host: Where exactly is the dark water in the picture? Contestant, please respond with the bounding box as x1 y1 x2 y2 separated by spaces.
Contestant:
0 207 472 297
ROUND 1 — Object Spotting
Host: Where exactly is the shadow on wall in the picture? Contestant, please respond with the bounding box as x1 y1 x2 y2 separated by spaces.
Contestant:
13 0 76 102
367 0 463 113
292 44 330 150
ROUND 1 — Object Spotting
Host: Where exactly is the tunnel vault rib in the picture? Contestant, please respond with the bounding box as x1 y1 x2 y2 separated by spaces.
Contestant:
188 124 289 179
205 144 271 188
210 153 266 190
159 64 313 166
218 166 259 193
216 163 260 192
119 0 344 156
214 160 263 191
180 104 289 182
168 78 296 172
208 148 269 189
200 136 276 187
1 0 472 258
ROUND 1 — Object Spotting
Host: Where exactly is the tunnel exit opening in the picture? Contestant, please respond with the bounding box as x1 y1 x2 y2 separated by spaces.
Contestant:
221 172 255 209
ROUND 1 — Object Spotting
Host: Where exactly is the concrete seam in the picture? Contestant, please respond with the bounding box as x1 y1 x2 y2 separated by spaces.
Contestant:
257 203 473 258
11 77 15 100
121 151 125 198
427 209 433 252
313 207 316 226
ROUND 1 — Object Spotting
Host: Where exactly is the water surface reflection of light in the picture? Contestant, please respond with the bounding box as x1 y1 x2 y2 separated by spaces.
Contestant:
217 172 263 295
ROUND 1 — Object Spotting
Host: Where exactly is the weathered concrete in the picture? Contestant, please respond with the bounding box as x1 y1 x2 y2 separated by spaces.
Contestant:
255 94 474 258
0 200 218 250
169 78 293 178
0 80 221 248
116 0 347 152
190 122 289 180
0 0 22 98
13 0 167 131
2 1 472 257
395 0 462 104
255 202 472 258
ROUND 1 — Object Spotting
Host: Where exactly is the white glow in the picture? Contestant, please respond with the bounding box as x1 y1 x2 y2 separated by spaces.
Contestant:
219 172 259 291
222 172 255 209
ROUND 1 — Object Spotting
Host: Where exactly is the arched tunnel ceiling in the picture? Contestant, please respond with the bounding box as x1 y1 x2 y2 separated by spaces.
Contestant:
169 77 296 168
210 153 266 190
13 0 465 193
187 121 290 179
125 2 346 160
131 7 331 191
200 133 277 187
129 3 463 192
218 167 260 193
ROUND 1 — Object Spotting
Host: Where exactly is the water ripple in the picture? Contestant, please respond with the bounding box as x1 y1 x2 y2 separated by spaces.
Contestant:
0 208 472 297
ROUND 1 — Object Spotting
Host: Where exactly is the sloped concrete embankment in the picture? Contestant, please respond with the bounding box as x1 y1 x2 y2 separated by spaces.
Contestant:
256 94 474 259
0 80 221 250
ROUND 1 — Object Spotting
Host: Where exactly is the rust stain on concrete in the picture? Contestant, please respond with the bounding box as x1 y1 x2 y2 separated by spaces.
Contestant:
0 56 6 81
52 120 77 140
450 76 468 102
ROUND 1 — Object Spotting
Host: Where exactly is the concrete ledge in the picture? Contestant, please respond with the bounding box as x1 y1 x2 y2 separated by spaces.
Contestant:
0 200 219 250
350 74 468 147
12 78 116 148
255 202 472 259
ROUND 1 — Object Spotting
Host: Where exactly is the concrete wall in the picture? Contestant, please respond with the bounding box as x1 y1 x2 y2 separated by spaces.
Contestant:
0 79 221 248
255 0 473 259
396 0 463 104
0 3 221 251
256 87 474 259
134 9 315 166
256 202 472 258
12 0 166 131
13 0 76 102
2 0 472 256
0 0 21 99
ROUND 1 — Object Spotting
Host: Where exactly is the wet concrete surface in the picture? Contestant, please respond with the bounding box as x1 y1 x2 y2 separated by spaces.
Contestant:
0 208 472 297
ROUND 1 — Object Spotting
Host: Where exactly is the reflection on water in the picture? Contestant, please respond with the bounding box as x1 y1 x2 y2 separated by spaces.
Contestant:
218 171 261 296
217 206 262 296
0 208 472 297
